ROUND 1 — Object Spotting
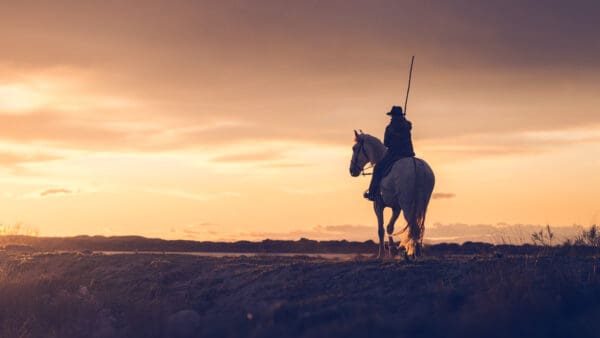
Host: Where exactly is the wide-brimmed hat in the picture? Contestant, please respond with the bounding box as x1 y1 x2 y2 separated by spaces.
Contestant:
386 106 403 116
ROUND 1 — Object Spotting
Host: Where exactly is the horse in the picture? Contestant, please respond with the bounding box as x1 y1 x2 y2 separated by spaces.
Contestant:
349 130 435 258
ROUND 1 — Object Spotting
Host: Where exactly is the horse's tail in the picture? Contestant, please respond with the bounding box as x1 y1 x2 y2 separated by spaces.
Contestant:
403 158 435 256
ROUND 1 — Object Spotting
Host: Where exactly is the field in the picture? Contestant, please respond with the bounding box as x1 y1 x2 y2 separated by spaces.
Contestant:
1 249 600 338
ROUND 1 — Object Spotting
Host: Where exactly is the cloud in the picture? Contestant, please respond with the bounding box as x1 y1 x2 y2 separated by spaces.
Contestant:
432 192 455 199
0 2 598 159
0 151 62 167
3 1 599 70
259 162 311 169
195 221 216 227
146 189 241 201
0 112 132 150
1 4 599 155
421 125 600 161
40 188 72 197
211 151 283 163
280 186 342 195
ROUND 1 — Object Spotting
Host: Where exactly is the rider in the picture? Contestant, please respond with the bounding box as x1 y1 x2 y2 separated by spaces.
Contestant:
364 105 415 201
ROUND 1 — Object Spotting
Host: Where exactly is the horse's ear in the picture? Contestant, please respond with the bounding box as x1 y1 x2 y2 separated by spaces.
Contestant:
359 129 364 134
354 130 359 138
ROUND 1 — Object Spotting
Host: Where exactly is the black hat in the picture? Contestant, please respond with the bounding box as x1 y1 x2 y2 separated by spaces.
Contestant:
386 106 403 116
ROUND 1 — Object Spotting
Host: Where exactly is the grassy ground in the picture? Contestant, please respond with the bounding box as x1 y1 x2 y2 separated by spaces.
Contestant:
1 251 599 338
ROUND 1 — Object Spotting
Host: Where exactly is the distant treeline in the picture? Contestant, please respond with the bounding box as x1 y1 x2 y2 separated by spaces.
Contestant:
0 235 375 254
1 235 600 256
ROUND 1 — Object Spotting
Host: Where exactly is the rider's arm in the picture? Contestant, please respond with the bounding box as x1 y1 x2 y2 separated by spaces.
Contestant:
384 125 393 147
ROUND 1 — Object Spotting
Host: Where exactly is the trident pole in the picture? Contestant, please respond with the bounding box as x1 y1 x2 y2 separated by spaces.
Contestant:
403 56 415 116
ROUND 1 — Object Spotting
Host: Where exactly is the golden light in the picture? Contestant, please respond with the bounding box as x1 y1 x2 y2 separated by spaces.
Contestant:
0 84 47 113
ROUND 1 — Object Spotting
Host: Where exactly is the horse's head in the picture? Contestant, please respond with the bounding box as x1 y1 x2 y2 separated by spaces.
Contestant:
349 130 371 177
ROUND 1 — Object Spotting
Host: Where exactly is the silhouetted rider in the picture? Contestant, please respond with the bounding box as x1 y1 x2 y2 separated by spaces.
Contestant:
364 105 415 201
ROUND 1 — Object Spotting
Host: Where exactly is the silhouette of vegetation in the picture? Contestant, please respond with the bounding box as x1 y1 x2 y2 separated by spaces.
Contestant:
573 224 600 247
4 233 600 257
531 225 554 246
0 222 39 237
3 233 600 337
0 235 377 254
524 224 600 250
1 252 600 338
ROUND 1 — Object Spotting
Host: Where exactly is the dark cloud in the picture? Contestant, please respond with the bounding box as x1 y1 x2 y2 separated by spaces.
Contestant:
1 1 599 153
3 1 598 70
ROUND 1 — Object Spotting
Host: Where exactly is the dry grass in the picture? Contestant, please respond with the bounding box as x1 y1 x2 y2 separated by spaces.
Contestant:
1 251 600 338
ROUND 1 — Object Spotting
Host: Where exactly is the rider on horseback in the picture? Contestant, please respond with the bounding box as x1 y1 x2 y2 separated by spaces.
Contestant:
363 105 415 201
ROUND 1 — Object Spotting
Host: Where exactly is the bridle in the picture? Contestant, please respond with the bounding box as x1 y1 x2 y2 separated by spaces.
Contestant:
351 138 374 176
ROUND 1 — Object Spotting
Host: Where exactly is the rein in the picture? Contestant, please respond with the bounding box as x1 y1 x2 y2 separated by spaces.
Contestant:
361 164 374 176
351 140 374 176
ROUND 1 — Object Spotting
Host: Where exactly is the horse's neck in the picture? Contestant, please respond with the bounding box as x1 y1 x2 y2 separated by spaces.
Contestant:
366 138 386 164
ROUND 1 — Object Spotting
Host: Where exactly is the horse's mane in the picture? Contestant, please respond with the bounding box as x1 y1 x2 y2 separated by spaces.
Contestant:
360 133 382 145
360 133 386 162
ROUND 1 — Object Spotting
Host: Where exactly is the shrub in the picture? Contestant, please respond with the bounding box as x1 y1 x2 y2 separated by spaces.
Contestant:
574 225 600 247
531 225 554 246
0 222 39 236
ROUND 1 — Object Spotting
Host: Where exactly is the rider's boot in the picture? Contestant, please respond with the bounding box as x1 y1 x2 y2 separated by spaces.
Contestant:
363 190 371 200
364 171 380 201
363 187 378 201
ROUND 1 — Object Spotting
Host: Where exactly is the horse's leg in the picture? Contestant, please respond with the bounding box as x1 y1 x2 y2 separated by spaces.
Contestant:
374 201 385 259
386 207 401 257
400 204 417 260
415 240 422 257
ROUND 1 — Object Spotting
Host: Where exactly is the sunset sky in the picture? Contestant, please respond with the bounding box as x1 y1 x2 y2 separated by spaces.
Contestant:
0 1 598 241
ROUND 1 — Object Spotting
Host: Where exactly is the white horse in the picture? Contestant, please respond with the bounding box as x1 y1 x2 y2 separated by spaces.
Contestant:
349 130 435 258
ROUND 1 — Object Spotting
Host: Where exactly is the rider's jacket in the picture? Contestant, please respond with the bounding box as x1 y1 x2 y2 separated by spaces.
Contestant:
383 117 415 158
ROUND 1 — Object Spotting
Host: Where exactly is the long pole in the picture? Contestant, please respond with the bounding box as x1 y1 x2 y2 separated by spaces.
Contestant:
403 56 415 116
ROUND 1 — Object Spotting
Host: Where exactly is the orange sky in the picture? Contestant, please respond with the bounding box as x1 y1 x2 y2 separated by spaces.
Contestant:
0 1 598 241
